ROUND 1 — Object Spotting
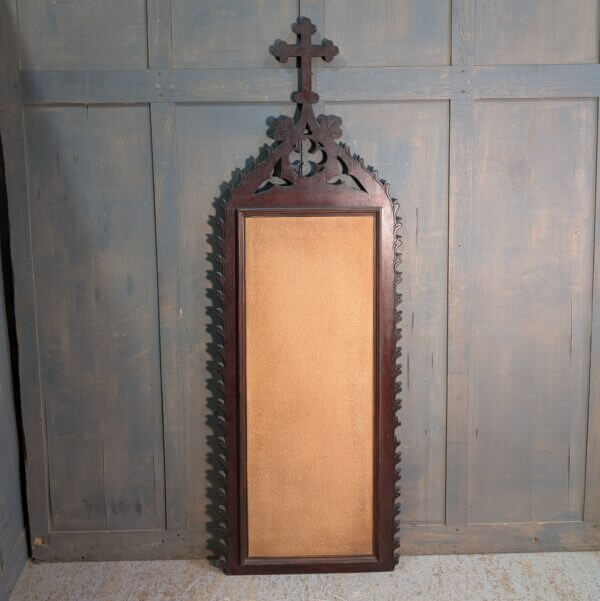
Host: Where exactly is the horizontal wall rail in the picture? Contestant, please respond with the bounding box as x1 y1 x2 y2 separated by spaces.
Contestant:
20 64 600 105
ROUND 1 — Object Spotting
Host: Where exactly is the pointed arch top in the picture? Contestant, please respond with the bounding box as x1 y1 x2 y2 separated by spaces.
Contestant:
228 17 397 204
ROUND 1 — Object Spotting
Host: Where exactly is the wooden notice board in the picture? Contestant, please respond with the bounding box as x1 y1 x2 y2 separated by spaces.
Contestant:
217 17 401 574
245 215 375 558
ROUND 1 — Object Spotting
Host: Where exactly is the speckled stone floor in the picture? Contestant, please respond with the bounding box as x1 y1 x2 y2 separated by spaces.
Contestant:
9 552 600 601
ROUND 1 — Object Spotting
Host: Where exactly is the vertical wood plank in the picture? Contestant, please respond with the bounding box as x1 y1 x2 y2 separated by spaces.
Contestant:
150 103 186 531
147 0 184 533
170 0 298 68
299 0 323 33
451 0 475 66
447 0 475 528
472 0 599 66
0 102 50 546
446 98 474 526
25 106 165 532
585 100 600 523
0 7 24 572
1 0 48 558
16 0 148 69
0 220 28 601
147 0 173 69
467 100 596 524
322 0 451 67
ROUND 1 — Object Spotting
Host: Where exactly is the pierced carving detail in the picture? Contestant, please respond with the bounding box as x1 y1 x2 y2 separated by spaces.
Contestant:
242 17 365 194
261 108 352 186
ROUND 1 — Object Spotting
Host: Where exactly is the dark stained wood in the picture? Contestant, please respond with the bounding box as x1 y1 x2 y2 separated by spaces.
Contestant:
270 17 338 105
220 18 400 574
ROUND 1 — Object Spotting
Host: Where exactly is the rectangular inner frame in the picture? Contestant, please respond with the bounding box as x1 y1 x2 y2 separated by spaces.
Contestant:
238 210 381 564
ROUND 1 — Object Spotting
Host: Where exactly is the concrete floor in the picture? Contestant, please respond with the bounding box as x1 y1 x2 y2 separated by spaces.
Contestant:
9 552 600 601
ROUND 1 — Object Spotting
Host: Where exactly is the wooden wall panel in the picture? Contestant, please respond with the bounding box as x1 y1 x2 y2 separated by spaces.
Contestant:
171 0 297 68
16 0 148 69
468 99 597 524
174 104 294 534
0 260 27 601
325 101 449 525
321 0 451 66
585 110 600 523
0 2 27 596
24 105 165 532
4 0 600 560
472 0 599 65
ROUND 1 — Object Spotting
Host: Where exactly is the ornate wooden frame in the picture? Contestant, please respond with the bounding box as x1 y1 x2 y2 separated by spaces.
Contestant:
213 17 402 574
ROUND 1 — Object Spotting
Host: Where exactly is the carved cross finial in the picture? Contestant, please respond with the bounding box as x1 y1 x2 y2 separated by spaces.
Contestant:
271 17 339 105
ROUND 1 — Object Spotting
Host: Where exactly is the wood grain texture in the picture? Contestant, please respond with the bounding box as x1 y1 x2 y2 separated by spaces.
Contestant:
0 100 50 551
29 529 213 561
468 99 597 524
325 101 449 526
320 0 450 67
171 0 297 68
400 521 600 554
16 0 148 69
585 100 600 523
0 257 27 601
0 4 29 594
24 105 165 532
20 65 600 105
147 0 173 69
446 98 474 527
473 0 599 65
245 216 374 558
0 0 20 106
451 0 475 65
150 103 186 532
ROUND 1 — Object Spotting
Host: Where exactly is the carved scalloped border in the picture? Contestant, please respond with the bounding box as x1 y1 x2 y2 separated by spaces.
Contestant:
211 197 228 569
211 138 402 569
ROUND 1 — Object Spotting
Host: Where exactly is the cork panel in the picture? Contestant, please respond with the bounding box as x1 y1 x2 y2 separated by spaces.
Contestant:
245 215 375 558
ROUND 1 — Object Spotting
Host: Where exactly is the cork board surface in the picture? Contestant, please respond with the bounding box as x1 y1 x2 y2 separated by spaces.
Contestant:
245 215 375 558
